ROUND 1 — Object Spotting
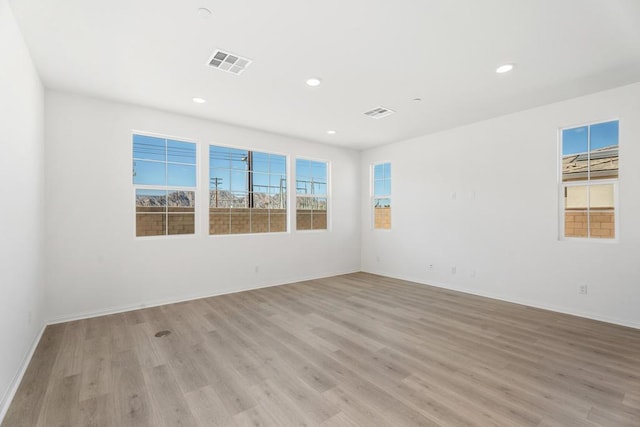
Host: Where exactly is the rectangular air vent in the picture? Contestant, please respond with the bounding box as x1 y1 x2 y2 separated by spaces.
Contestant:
208 49 252 75
364 106 395 119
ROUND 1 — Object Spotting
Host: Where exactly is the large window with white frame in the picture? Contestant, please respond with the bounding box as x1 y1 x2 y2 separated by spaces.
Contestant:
132 134 197 237
296 158 328 230
209 145 287 234
372 162 391 229
560 120 618 240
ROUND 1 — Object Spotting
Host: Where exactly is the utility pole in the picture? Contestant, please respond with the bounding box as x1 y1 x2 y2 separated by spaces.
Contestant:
210 177 223 207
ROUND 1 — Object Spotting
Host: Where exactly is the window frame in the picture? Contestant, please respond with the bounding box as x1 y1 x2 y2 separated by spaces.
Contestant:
295 157 330 232
371 161 392 230
558 119 619 243
208 142 289 236
132 130 199 239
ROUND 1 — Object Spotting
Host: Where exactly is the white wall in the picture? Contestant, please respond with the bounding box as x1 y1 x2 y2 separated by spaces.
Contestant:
0 0 46 419
44 91 361 321
361 83 640 328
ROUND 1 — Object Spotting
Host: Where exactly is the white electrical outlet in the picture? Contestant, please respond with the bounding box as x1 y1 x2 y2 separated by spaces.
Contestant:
451 266 457 274
578 284 588 295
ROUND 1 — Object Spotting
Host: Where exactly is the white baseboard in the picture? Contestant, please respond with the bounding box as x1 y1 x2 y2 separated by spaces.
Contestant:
0 323 47 425
47 269 360 324
364 269 640 330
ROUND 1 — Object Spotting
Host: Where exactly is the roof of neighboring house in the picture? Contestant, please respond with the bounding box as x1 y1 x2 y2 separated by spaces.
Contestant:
562 145 618 181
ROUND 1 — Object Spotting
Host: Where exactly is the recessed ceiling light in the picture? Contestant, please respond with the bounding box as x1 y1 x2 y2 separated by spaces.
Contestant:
197 8 212 17
306 78 322 87
192 97 206 104
496 64 514 74
327 130 337 135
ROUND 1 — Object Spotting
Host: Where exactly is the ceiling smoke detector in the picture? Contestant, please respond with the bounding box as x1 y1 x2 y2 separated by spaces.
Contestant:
364 106 395 119
207 49 252 75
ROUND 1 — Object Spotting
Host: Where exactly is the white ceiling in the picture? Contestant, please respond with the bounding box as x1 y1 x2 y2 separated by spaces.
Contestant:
10 0 640 149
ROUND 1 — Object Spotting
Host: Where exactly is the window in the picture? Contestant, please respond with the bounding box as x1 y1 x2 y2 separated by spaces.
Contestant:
209 145 287 234
560 120 618 239
373 162 391 229
133 134 197 237
296 159 328 230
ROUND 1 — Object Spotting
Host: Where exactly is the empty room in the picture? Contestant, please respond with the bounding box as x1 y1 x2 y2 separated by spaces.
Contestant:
2 0 640 426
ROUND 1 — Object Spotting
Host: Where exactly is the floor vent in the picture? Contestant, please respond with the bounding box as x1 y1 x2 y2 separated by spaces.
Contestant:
208 49 252 75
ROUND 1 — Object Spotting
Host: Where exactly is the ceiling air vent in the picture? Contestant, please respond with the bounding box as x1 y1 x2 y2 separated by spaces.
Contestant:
364 106 395 119
207 49 252 75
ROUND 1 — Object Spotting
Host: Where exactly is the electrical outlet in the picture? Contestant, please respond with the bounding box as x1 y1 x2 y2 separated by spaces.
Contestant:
578 284 588 295
451 266 457 274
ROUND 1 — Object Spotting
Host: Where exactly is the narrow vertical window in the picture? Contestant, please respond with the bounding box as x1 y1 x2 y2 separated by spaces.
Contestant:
561 120 618 239
133 134 197 237
209 145 287 234
296 159 328 230
373 162 391 229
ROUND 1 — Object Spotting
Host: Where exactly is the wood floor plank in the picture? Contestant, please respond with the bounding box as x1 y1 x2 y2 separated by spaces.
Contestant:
4 272 640 426
2 324 65 427
142 364 197 427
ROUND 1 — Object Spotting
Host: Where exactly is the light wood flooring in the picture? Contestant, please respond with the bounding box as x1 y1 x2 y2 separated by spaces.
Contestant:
3 272 640 426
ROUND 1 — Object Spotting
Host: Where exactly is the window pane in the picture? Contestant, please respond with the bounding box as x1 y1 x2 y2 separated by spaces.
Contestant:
133 160 166 185
230 170 247 192
251 210 269 233
252 172 269 193
167 190 195 209
562 127 588 182
374 179 387 196
210 170 228 191
374 198 391 229
210 145 231 169
589 184 615 239
315 197 327 211
375 197 391 208
297 211 311 230
168 213 195 235
312 211 327 230
564 185 588 238
314 182 327 195
210 211 230 235
167 163 196 187
383 163 391 179
231 192 248 208
136 189 166 236
296 159 311 179
136 213 166 236
230 148 249 170
252 152 269 173
167 140 196 164
133 135 165 161
270 174 286 194
270 213 286 232
271 155 286 175
136 189 166 212
589 121 618 180
253 191 269 209
374 164 384 180
312 161 327 181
